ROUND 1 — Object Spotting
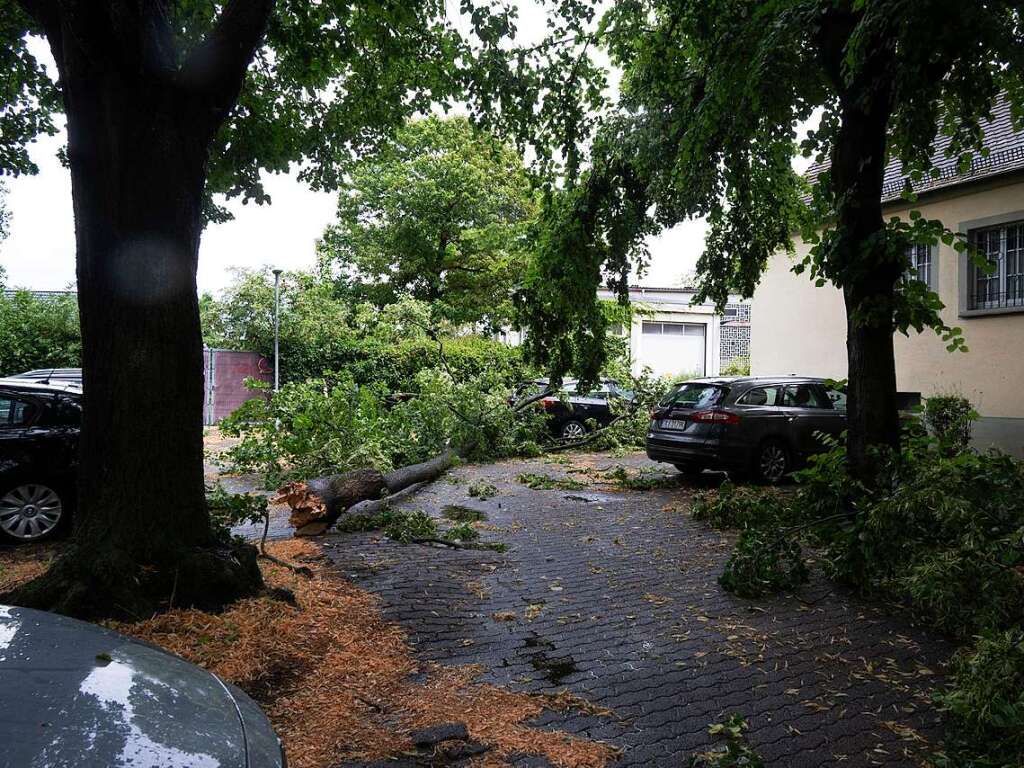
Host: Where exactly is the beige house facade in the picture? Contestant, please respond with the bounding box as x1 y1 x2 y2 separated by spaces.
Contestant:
751 99 1024 456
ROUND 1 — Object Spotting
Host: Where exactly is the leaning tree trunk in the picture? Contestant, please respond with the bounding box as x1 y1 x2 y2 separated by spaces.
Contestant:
5 3 273 619
829 63 901 483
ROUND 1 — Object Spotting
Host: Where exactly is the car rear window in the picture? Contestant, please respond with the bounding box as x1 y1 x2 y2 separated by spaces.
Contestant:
661 383 726 409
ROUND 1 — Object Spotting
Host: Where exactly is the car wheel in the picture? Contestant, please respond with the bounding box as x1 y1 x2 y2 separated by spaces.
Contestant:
560 420 587 441
0 483 66 542
754 440 790 485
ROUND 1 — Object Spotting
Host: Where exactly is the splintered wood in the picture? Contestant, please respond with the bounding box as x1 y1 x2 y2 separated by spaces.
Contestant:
111 539 618 768
272 482 327 529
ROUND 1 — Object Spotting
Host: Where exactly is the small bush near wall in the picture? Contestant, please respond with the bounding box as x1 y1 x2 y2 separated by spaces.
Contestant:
720 356 750 376
923 394 977 456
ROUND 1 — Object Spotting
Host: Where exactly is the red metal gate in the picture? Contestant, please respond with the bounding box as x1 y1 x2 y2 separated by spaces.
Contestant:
203 348 272 425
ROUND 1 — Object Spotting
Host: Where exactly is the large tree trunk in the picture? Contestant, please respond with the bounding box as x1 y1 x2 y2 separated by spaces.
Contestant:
819 12 901 483
5 3 272 619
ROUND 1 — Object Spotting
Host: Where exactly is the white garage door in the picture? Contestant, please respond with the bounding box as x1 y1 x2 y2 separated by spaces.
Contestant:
640 321 706 378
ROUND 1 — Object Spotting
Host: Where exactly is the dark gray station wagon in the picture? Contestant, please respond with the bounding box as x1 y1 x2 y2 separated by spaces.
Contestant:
646 376 846 483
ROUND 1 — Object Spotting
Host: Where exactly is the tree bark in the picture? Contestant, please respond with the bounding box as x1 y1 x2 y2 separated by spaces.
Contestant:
4 2 273 619
276 451 456 534
818 10 901 483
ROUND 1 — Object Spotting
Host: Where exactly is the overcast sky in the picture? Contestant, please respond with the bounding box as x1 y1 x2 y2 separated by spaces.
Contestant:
0 5 706 295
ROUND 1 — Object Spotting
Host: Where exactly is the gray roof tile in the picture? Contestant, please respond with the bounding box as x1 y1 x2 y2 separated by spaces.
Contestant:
805 95 1024 203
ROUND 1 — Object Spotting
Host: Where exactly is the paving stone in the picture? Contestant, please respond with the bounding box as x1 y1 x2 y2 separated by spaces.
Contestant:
324 453 952 767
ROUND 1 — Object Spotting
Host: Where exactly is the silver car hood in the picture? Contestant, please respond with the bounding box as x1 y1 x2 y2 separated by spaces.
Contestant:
0 605 284 768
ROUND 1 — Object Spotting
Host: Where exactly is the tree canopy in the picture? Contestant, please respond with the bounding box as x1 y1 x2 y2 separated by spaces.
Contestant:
317 117 536 328
513 0 1023 474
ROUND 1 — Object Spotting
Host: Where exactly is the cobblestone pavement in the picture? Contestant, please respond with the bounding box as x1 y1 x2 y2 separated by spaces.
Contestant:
322 452 950 768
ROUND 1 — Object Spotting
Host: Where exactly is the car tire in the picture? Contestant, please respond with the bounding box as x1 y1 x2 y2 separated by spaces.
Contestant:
753 440 790 485
560 420 587 441
0 482 70 543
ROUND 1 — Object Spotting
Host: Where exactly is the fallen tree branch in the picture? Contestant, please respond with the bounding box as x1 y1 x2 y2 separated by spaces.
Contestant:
344 481 429 518
544 410 634 452
275 451 456 535
410 537 471 550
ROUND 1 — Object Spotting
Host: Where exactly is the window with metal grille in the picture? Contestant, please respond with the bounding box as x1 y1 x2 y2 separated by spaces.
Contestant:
906 243 933 287
969 221 1024 310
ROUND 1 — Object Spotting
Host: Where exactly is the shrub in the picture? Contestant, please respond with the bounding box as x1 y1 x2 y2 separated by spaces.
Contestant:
719 529 809 598
924 394 977 456
720 357 751 377
937 630 1024 768
0 290 81 375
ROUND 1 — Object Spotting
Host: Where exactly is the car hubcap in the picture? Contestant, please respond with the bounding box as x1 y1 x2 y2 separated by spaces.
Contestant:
563 422 585 440
760 446 787 482
0 484 63 540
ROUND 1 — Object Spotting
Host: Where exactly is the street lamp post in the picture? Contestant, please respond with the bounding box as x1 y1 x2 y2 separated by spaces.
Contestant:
272 268 283 392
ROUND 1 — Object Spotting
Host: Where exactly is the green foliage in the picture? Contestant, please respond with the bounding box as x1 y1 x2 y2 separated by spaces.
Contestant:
220 368 547 487
820 448 1024 638
688 714 765 768
516 472 586 491
924 395 978 456
719 529 809 599
599 370 673 451
691 483 788 531
335 507 407 534
201 267 529 386
318 117 536 329
442 521 480 543
720 357 750 377
206 485 269 543
443 505 487 523
467 481 498 501
384 510 438 544
936 630 1024 768
3 1 537 218
0 290 81 375
602 465 679 491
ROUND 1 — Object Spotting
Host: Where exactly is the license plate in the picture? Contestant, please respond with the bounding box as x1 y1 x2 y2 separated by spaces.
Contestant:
660 418 689 431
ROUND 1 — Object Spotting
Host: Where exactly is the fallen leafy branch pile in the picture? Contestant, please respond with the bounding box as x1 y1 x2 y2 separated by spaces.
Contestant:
689 428 1024 768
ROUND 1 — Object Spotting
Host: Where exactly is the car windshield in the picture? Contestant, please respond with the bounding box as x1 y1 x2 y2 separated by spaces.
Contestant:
661 383 725 409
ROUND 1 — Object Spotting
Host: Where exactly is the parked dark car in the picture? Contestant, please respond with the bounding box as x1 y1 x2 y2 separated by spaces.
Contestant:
0 378 81 542
646 376 846 483
513 379 635 440
0 604 286 767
